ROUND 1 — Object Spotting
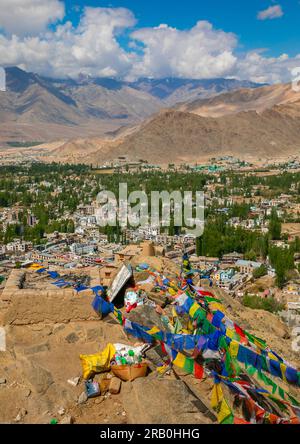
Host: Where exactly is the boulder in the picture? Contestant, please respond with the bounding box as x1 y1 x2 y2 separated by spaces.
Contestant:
109 377 121 395
121 377 213 424
126 305 167 331
23 360 54 394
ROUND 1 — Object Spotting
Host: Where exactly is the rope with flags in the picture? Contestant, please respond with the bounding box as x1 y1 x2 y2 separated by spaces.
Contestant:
28 259 300 424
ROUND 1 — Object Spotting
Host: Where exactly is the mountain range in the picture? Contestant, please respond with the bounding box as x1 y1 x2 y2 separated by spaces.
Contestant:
41 82 300 166
1 67 300 165
0 67 263 144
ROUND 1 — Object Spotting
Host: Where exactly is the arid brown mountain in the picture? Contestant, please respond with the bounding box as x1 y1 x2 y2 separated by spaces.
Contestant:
42 84 300 165
2 76 300 165
0 67 163 144
85 106 300 164
0 67 263 145
35 111 297 166
178 83 300 117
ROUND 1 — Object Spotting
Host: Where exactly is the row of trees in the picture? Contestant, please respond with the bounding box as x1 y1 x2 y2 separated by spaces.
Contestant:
195 208 299 288
0 219 75 244
268 246 295 288
219 170 300 197
195 215 270 259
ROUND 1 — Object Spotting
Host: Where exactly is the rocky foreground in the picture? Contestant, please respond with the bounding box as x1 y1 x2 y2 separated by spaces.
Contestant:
0 256 299 424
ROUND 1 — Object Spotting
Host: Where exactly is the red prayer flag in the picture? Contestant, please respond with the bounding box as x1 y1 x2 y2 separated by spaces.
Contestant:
194 362 204 379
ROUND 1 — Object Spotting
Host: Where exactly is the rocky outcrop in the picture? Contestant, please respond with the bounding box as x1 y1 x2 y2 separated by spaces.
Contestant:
121 377 215 424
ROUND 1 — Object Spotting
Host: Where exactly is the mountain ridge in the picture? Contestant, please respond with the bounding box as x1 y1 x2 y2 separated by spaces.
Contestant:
0 67 265 143
3 67 300 165
42 92 300 165
178 82 300 117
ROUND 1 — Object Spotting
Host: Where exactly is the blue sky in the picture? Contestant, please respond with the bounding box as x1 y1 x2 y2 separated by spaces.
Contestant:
0 1 299 82
63 0 300 56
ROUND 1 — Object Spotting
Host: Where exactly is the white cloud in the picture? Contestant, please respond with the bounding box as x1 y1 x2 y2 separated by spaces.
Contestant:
0 3 299 84
129 21 237 79
235 51 300 84
257 5 284 21
0 0 65 36
0 7 136 78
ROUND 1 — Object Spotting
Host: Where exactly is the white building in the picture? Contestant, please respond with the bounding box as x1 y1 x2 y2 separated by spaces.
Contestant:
5 239 33 253
70 243 96 255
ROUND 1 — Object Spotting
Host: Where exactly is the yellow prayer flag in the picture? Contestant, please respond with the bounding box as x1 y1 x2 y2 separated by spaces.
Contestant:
280 363 287 383
211 383 223 409
147 326 161 336
218 399 232 424
80 343 116 380
254 339 264 350
210 302 225 313
173 352 186 369
29 263 44 270
189 302 199 318
226 329 235 339
229 340 239 358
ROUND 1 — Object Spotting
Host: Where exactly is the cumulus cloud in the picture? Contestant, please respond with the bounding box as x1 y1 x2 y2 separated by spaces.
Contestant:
257 5 284 21
0 0 65 36
0 7 136 78
0 3 299 84
235 51 300 84
129 21 237 79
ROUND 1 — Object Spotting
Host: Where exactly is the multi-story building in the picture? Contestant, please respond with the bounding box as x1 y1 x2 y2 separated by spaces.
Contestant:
5 239 33 254
70 243 97 255
235 259 262 274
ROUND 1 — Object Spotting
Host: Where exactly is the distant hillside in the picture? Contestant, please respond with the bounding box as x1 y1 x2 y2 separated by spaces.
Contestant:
178 83 300 117
90 107 300 163
0 67 264 143
49 101 300 165
4 70 300 165
131 77 263 105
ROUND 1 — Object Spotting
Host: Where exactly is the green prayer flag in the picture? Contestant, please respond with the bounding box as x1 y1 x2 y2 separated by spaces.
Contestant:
183 357 195 374
278 387 285 400
221 413 234 424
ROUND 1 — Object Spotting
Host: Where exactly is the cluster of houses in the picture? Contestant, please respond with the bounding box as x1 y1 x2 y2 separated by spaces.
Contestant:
0 239 33 257
188 253 272 293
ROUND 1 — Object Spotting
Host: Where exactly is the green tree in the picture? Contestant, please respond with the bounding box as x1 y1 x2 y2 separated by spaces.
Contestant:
269 208 281 240
196 236 203 256
253 264 268 279
245 250 257 261
269 246 294 289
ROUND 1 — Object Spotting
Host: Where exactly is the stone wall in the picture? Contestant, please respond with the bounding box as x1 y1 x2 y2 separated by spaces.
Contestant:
1 268 101 326
1 270 25 301
2 288 98 325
